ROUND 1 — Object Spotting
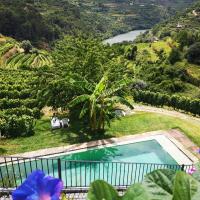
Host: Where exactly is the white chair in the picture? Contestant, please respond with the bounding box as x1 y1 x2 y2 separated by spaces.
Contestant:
51 117 61 130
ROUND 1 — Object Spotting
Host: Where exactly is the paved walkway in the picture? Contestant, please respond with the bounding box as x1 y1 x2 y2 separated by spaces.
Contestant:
131 104 200 123
1 129 199 162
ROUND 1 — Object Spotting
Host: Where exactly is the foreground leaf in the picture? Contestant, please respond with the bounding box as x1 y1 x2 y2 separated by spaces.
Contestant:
143 169 176 199
87 180 120 200
173 171 200 200
122 183 151 200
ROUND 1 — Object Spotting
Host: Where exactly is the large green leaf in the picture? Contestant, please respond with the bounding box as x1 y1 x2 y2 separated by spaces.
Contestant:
69 94 90 107
93 75 107 96
79 102 89 118
86 170 200 200
173 171 200 200
87 181 151 200
143 169 176 199
122 183 151 200
192 163 200 182
102 79 131 98
87 180 120 200
108 96 134 109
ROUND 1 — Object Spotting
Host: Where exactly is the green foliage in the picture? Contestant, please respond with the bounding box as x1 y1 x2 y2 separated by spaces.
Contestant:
87 169 200 200
186 42 200 65
168 47 181 64
0 69 42 137
20 40 32 53
69 75 133 132
133 90 200 115
0 0 59 45
71 0 195 39
176 30 196 49
0 37 52 69
0 114 34 137
52 35 114 82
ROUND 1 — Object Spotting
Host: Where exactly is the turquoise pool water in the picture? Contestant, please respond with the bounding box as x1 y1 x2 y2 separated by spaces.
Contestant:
61 139 177 164
1 139 179 188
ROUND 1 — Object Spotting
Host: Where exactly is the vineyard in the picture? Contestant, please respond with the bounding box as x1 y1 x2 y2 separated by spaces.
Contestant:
0 35 52 69
0 69 42 137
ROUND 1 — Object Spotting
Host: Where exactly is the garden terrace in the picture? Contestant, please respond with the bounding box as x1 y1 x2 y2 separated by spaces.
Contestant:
0 69 41 138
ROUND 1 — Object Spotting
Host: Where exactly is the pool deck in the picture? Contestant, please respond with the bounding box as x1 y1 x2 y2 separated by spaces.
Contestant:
1 129 199 164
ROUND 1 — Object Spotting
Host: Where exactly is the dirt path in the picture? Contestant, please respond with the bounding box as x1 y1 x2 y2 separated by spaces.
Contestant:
129 104 200 123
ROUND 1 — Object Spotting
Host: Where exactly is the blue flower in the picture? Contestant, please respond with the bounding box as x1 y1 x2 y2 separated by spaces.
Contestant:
12 170 63 200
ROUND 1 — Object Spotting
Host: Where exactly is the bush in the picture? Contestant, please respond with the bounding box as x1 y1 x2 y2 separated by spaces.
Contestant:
133 90 200 115
20 40 32 54
168 47 181 64
3 107 41 119
0 114 34 137
0 98 39 109
186 42 200 65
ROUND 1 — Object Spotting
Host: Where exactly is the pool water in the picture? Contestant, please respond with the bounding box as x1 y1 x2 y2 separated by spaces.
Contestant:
1 139 179 188
61 140 177 164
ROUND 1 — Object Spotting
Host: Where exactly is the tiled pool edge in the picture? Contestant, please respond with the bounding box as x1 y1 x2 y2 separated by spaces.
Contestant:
1 129 199 164
165 130 199 163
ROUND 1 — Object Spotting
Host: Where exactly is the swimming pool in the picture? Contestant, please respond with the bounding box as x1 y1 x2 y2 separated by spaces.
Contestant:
61 139 177 164
1 135 193 188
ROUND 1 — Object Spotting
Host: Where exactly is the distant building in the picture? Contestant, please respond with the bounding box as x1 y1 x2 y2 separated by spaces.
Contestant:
192 9 200 16
151 36 159 42
177 23 183 28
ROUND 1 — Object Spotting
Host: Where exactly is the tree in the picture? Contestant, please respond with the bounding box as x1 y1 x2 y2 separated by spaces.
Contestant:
168 47 181 64
125 45 137 60
20 40 32 54
52 35 114 83
69 75 133 132
186 42 200 65
176 30 195 49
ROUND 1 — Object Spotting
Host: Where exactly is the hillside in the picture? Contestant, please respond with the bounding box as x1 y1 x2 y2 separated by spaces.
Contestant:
121 1 200 98
0 0 106 47
141 1 200 41
69 0 197 37
0 35 52 69
0 0 197 46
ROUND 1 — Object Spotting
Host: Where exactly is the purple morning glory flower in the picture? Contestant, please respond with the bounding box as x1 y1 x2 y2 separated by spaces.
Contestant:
12 170 63 200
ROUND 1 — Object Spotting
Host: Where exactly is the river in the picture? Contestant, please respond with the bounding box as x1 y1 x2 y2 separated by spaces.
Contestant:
103 30 147 45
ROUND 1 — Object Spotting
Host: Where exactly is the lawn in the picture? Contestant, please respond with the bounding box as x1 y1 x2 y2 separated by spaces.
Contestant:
0 112 200 155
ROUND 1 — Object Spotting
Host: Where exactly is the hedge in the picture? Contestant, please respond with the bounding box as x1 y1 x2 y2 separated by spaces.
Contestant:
0 114 34 137
0 89 32 99
133 90 200 115
2 107 41 119
0 98 39 109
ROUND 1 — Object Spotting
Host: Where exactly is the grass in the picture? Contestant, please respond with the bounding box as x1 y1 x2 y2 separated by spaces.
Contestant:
187 64 200 80
136 40 172 63
0 112 200 155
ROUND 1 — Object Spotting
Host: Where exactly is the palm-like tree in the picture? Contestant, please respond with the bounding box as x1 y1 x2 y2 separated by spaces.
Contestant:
69 75 133 132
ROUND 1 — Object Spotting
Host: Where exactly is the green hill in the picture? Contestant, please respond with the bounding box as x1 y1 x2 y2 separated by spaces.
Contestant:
121 1 200 98
0 0 197 46
0 0 103 46
0 35 52 69
141 1 200 41
69 0 197 37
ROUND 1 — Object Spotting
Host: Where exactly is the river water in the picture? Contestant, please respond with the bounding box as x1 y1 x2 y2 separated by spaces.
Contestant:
104 30 147 45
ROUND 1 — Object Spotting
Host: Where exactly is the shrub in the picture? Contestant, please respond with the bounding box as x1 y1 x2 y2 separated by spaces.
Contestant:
186 42 200 65
0 114 34 137
20 40 32 54
133 90 200 115
168 47 181 64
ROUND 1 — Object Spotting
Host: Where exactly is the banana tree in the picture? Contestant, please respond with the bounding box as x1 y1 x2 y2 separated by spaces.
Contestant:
69 75 133 132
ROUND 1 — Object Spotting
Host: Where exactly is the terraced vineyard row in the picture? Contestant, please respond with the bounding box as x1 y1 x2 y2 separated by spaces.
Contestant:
0 36 52 69
0 69 41 137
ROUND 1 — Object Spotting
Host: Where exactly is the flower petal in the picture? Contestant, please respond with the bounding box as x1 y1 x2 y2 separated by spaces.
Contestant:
12 170 63 200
